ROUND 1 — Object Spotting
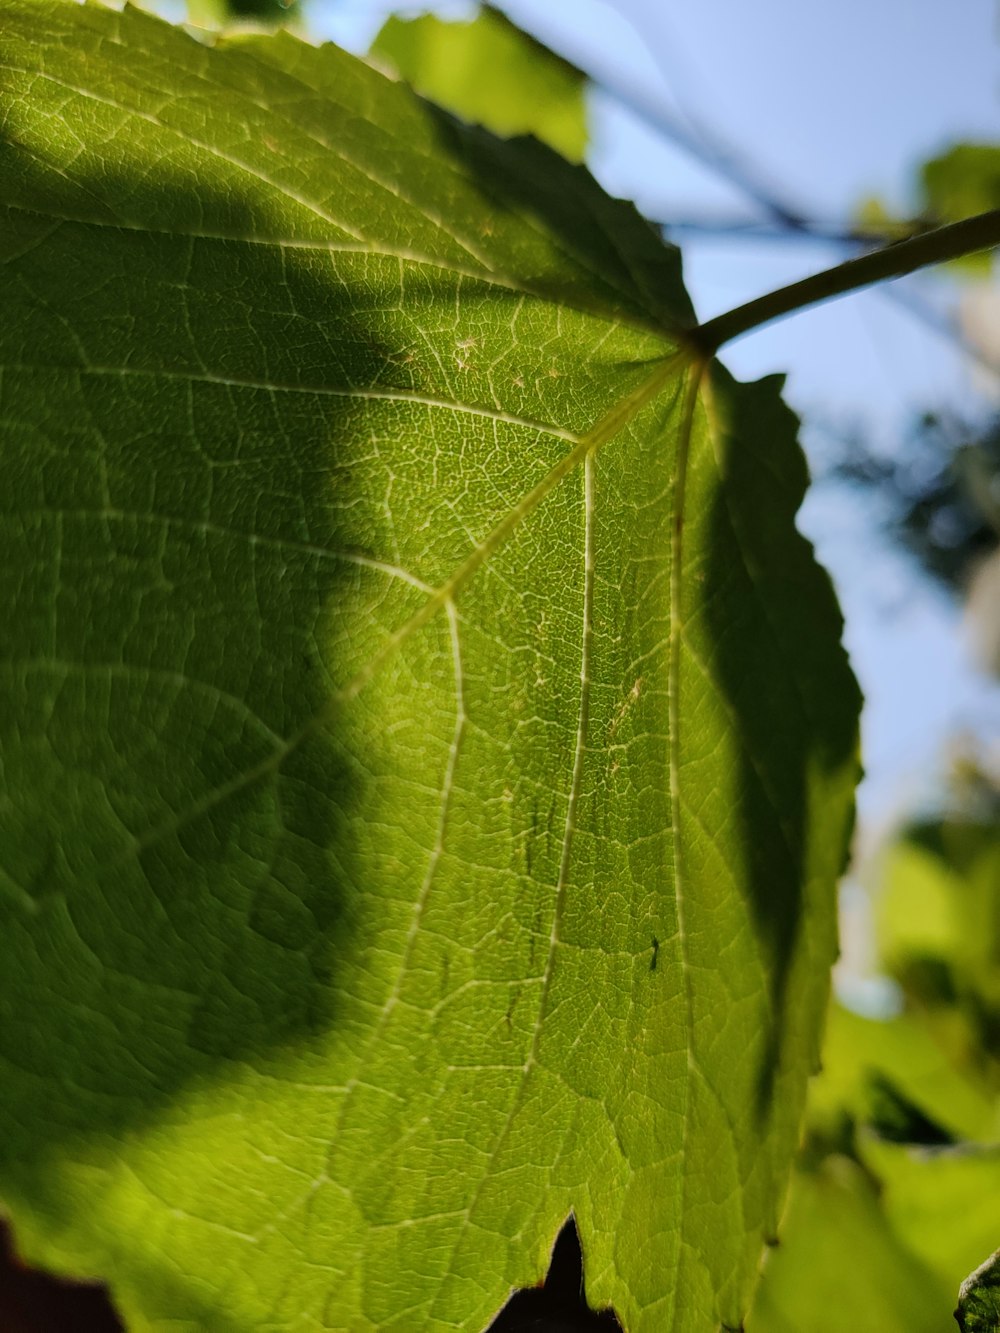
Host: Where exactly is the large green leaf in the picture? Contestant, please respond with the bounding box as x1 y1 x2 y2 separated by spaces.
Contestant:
0 4 859 1329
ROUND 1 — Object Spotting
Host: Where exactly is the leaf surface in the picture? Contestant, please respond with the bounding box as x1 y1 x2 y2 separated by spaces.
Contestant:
0 5 858 1330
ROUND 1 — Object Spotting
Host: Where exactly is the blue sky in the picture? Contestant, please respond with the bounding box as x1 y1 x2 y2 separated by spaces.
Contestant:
306 0 1000 829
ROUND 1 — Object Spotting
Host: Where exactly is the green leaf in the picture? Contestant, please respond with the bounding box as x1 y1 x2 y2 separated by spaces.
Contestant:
855 141 1000 274
877 819 1000 1067
922 143 1000 274
749 1008 1000 1332
0 4 859 1329
922 145 1000 227
862 1139 1000 1300
807 1004 997 1147
370 5 589 162
748 1011 1000 1332
958 1249 1000 1333
746 1156 953 1333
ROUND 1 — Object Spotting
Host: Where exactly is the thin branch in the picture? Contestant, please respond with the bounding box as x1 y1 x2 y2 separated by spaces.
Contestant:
692 211 1000 354
565 39 808 229
494 4 999 376
494 3 816 229
657 216 915 247
663 217 1000 378
510 11 1000 368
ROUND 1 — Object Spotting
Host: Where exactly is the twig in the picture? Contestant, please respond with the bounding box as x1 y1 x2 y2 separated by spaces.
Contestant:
656 217 914 247
692 211 1000 353
495 6 997 373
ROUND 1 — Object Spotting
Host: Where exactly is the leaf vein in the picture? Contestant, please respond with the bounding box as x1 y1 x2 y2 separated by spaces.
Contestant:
4 362 579 442
666 365 702 1333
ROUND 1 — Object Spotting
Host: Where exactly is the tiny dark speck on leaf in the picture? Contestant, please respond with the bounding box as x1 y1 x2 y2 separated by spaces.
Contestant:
650 935 659 971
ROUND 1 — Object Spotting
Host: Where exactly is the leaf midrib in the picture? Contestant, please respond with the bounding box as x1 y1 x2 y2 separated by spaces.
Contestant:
666 363 704 1332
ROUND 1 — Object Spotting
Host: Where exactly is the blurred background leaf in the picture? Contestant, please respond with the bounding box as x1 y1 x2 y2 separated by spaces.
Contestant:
751 775 1000 1329
369 4 588 160
923 145 1000 275
831 409 1000 599
857 141 1000 274
746 1152 953 1333
186 0 299 28
878 807 1000 1072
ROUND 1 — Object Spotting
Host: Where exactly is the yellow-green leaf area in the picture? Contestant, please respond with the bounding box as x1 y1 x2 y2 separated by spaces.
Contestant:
0 4 858 1330
923 143 1000 274
747 1155 953 1333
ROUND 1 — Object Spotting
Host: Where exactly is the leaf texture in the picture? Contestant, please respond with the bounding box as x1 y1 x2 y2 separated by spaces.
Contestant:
0 5 859 1330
